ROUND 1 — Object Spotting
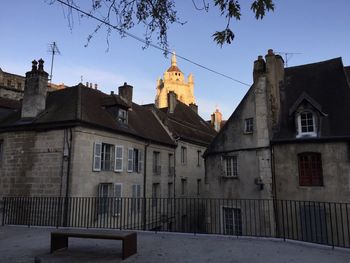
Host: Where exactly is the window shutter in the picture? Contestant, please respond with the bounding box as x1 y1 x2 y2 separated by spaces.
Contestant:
93 142 102 171
114 145 123 172
127 148 134 172
138 149 143 173
114 183 122 197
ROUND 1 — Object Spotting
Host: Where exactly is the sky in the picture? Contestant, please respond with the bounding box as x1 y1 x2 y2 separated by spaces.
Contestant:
1 0 349 121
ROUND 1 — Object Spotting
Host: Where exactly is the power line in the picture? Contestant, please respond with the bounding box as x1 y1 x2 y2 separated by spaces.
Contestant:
55 0 251 87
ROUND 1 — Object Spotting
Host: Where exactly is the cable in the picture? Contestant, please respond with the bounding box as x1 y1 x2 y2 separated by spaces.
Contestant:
55 0 251 87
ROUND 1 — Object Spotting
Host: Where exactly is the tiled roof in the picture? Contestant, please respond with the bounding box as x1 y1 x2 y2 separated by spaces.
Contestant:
0 84 175 147
274 58 350 141
151 101 217 146
0 97 21 122
167 65 182 72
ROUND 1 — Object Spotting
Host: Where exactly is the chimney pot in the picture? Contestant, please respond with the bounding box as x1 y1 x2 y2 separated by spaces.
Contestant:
32 60 38 72
95 83 98 90
111 91 114 95
85 82 89 87
38 58 44 71
268 49 274 55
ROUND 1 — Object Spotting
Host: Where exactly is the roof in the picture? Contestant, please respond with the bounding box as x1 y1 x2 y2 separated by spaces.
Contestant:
167 65 182 72
150 101 217 146
0 97 21 122
274 57 350 141
0 84 175 147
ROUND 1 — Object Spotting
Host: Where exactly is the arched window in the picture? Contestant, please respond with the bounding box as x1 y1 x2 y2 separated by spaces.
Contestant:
296 111 317 138
298 152 323 186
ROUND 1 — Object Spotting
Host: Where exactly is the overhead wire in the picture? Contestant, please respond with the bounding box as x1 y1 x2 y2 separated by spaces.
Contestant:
55 0 251 87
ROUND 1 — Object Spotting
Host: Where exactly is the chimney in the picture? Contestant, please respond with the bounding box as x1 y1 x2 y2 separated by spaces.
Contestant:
85 82 89 87
110 91 114 95
189 103 198 114
118 82 133 107
21 59 49 118
167 91 177 114
265 49 284 128
253 55 266 82
94 83 98 90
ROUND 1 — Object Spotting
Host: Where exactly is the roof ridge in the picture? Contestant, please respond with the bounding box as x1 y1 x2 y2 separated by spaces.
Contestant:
286 57 342 70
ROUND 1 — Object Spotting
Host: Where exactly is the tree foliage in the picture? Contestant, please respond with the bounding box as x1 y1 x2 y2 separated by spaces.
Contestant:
53 0 274 50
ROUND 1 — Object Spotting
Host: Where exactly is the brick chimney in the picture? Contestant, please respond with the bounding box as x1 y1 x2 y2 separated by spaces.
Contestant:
189 103 198 114
265 49 284 128
21 59 49 118
167 91 177 114
253 55 266 83
118 82 133 107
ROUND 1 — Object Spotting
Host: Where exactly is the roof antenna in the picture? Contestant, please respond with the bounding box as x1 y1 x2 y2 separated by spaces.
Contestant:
275 52 301 67
48 42 61 83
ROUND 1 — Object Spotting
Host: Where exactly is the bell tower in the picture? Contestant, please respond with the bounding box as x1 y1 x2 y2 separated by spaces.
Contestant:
155 52 196 108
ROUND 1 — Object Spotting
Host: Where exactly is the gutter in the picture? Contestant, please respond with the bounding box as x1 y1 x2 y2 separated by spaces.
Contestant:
142 141 150 230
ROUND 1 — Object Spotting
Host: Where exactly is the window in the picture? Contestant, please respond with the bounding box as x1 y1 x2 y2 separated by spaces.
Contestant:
118 109 127 124
152 183 160 207
298 152 323 186
297 111 316 138
181 179 187 196
244 118 253 133
131 184 141 213
7 80 11 87
223 207 242 235
153 151 161 175
168 153 174 176
114 183 122 216
197 150 202 167
101 143 114 171
181 146 187 165
98 183 111 214
114 145 123 172
168 182 173 199
127 148 143 173
224 156 238 177
197 179 202 196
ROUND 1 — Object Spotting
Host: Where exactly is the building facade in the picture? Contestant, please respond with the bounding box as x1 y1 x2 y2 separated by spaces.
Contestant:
204 49 350 238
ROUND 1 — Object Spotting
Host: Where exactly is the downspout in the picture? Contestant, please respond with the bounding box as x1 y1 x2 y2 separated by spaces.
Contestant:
63 128 73 227
142 141 150 230
270 143 279 237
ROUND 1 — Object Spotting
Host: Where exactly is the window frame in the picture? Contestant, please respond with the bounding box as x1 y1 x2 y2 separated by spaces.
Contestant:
114 183 123 216
153 151 161 175
181 146 187 165
244 118 254 134
224 155 239 178
296 111 317 138
298 152 323 187
131 184 141 213
117 108 128 124
101 143 114 171
223 207 242 236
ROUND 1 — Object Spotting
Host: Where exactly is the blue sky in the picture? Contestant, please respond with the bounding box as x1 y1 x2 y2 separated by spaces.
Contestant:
1 0 349 120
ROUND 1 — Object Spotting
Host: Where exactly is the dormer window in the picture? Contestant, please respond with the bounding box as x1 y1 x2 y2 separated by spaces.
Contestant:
296 111 316 138
118 109 127 124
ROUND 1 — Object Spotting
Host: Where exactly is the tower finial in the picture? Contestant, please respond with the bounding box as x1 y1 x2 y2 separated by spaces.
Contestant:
171 51 177 67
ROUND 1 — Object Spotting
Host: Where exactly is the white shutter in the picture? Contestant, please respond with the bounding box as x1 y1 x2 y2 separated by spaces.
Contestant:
138 149 143 173
114 183 122 216
93 142 102 171
127 148 134 172
114 145 123 172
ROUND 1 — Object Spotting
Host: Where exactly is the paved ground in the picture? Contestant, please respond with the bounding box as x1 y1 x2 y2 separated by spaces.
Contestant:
1 226 350 263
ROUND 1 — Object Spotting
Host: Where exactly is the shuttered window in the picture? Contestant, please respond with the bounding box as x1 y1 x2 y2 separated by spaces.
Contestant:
114 145 123 172
298 152 323 186
93 142 102 171
127 148 134 172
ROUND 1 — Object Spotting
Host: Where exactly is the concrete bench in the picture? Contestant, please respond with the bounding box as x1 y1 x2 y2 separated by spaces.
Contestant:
50 229 137 260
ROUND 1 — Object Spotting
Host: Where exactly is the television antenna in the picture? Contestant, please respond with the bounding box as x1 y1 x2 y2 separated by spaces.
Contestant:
48 42 61 83
275 52 301 67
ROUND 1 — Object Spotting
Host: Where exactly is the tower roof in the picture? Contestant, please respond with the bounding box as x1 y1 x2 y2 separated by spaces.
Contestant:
167 52 182 73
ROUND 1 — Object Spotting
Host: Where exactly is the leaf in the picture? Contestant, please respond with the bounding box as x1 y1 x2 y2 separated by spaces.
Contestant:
212 28 235 47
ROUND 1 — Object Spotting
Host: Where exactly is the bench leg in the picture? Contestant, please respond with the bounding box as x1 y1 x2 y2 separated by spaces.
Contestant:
122 233 137 259
51 234 68 253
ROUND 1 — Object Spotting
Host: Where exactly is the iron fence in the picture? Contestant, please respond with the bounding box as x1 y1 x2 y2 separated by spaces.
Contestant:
2 197 350 248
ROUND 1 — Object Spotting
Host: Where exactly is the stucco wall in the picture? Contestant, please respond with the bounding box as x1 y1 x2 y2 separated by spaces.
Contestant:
274 142 350 202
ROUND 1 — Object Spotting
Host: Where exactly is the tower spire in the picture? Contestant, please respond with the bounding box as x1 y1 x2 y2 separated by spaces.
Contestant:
171 51 177 67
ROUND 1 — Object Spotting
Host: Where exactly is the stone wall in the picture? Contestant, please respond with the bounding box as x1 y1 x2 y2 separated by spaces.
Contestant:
0 130 66 197
274 141 350 203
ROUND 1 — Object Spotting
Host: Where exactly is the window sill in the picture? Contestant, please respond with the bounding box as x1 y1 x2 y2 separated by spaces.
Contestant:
243 131 253 135
222 176 239 179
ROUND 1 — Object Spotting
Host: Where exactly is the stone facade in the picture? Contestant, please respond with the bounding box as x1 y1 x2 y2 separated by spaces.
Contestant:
155 53 195 108
0 129 67 197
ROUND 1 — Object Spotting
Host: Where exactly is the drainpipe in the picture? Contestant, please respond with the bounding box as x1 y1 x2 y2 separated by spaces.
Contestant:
63 128 73 227
270 143 279 238
142 141 150 230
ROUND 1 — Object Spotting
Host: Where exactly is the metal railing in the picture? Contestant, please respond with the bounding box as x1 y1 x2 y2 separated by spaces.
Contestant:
2 197 350 248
